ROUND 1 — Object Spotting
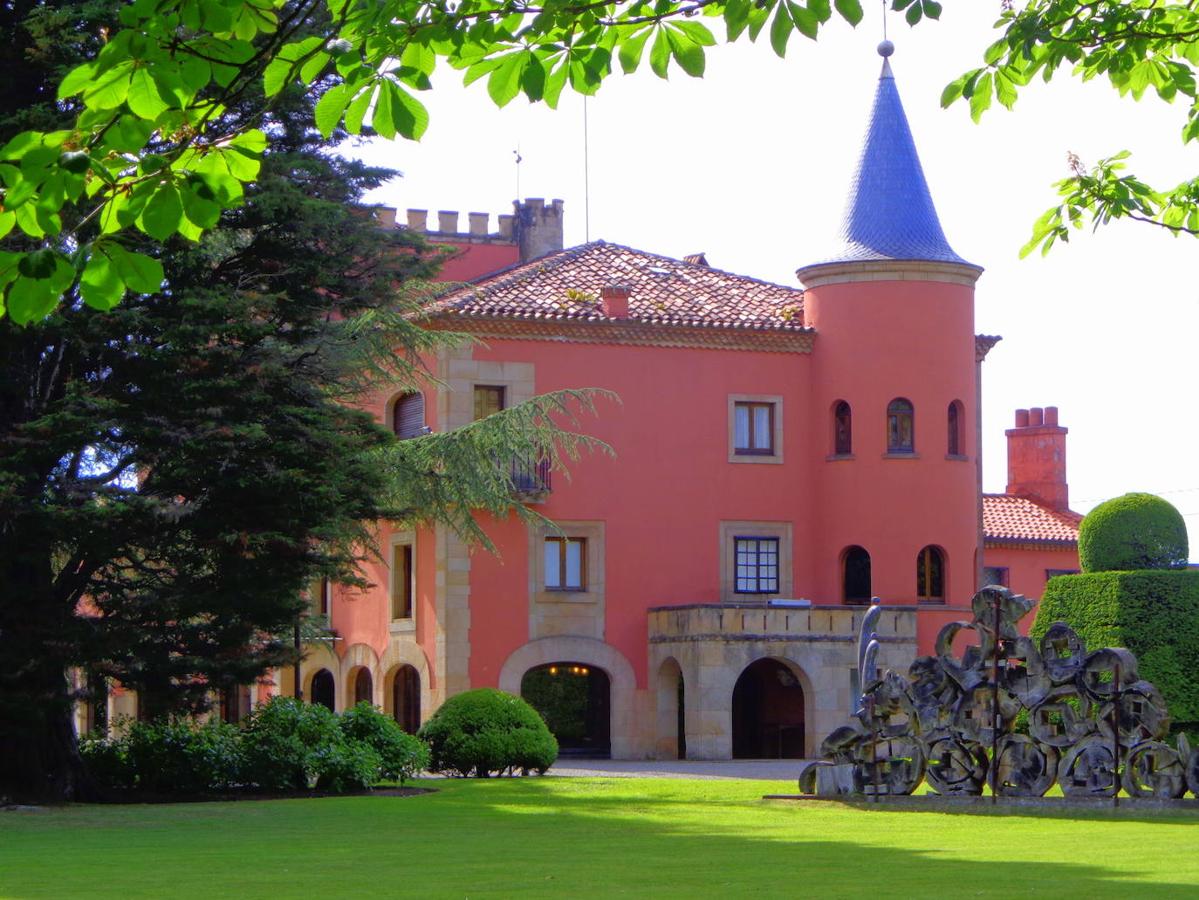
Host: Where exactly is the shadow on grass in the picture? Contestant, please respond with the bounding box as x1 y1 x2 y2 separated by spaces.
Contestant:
761 793 1199 827
1 777 1195 897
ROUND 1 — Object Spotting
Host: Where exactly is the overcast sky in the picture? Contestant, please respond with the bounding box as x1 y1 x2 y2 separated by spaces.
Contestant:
351 3 1199 554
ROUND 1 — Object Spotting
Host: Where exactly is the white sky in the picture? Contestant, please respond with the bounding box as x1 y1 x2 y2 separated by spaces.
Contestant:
351 3 1199 554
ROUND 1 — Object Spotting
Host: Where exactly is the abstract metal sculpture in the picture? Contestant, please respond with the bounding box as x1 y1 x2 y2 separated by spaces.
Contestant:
799 587 1193 801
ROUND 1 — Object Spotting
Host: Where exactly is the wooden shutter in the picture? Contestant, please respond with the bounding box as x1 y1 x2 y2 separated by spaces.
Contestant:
395 393 425 438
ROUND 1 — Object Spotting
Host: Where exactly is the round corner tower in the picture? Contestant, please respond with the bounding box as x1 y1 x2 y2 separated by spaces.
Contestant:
798 48 983 624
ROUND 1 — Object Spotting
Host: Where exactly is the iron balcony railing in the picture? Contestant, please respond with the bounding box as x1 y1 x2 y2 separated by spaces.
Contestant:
510 455 552 495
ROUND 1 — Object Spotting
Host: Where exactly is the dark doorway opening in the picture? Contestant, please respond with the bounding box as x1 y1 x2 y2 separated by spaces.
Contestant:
353 668 373 705
393 665 421 733
843 545 872 604
731 658 805 759
521 662 611 758
310 668 335 711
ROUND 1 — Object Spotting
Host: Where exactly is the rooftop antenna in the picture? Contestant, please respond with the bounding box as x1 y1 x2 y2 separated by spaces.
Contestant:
513 145 523 201
878 1 894 62
583 95 591 242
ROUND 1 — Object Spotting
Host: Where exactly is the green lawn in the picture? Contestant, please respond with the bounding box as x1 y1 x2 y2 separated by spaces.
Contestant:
3 778 1199 898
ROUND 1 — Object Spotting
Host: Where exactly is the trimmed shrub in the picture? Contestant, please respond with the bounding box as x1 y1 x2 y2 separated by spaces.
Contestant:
310 739 382 793
1032 570 1199 733
419 688 558 777
240 696 345 791
339 701 430 783
80 718 243 794
1079 492 1188 573
80 698 433 796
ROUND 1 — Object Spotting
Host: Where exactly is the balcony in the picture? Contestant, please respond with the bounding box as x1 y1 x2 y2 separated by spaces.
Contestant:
648 602 917 647
511 455 551 502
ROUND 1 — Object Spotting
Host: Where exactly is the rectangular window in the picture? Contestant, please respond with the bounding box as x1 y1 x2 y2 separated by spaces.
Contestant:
473 385 506 420
734 537 780 594
733 402 775 455
391 543 414 619
982 566 1009 587
545 537 586 591
308 577 330 617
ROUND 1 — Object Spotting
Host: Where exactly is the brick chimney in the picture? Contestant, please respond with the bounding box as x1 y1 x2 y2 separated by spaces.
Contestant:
514 198 564 262
601 284 631 319
1006 406 1069 511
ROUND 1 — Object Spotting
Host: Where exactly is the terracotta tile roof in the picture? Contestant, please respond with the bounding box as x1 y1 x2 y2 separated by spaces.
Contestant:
431 241 808 332
983 494 1082 544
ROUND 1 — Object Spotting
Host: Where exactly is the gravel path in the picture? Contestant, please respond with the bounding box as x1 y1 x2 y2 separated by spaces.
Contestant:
547 759 807 781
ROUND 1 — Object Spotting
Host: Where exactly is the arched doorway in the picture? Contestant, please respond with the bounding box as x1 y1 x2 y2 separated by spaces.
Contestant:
310 668 335 711
392 665 421 733
352 667 373 706
521 662 611 758
731 659 805 759
657 658 686 760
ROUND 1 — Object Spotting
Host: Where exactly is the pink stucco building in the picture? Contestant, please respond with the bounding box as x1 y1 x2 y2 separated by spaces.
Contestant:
262 52 1083 760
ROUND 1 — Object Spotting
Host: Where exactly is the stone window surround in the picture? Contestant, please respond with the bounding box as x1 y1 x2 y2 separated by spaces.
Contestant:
529 521 605 607
727 394 784 464
442 356 536 431
718 520 794 603
388 529 416 633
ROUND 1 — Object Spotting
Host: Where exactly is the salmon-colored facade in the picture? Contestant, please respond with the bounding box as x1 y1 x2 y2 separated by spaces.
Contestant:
253 55 1084 760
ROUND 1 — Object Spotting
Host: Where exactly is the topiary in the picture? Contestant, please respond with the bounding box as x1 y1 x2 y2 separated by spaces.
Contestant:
1032 570 1199 735
418 688 558 778
1079 492 1188 572
339 701 430 783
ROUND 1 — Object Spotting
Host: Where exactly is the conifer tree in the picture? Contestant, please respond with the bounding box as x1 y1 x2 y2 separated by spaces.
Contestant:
0 0 600 803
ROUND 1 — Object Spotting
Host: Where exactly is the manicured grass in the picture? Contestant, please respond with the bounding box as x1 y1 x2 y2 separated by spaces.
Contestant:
3 777 1199 898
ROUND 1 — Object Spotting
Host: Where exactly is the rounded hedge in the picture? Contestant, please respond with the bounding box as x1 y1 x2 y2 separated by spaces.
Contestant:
1079 492 1189 572
418 688 558 778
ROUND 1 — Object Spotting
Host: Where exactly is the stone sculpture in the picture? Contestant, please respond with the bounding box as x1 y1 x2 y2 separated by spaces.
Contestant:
798 587 1195 800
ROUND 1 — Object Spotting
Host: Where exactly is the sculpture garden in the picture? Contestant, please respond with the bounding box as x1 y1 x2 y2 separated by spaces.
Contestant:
800 587 1196 802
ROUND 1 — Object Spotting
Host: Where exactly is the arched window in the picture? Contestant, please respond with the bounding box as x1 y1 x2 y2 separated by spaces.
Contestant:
947 400 963 456
843 546 872 605
917 546 945 603
833 401 852 456
887 398 914 453
392 392 425 439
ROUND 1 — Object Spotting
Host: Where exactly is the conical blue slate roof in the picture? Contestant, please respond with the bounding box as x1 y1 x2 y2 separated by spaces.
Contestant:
809 58 977 269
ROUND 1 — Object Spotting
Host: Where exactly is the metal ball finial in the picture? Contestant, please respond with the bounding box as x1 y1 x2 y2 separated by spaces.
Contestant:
877 40 895 58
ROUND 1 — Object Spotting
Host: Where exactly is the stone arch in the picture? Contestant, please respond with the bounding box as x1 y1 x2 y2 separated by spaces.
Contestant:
286 641 339 702
656 657 686 760
708 653 817 758
379 642 434 724
340 643 381 710
498 636 637 758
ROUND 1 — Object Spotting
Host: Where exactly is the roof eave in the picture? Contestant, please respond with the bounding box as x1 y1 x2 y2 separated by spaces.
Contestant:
796 257 984 289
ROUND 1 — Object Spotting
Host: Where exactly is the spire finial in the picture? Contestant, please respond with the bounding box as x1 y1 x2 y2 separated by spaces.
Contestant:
878 40 894 58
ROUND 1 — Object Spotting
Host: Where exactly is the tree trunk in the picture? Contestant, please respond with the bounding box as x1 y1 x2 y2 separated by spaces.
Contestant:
0 665 99 804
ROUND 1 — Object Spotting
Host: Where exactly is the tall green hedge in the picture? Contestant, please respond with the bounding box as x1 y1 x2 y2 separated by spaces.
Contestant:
1031 570 1199 732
